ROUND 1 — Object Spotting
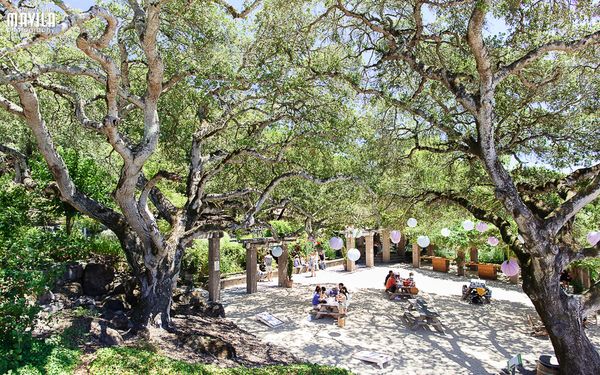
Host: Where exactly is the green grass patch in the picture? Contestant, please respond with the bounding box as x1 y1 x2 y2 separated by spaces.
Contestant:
89 347 351 375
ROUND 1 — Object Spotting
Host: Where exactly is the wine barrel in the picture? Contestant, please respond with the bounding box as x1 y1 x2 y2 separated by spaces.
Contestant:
536 355 559 375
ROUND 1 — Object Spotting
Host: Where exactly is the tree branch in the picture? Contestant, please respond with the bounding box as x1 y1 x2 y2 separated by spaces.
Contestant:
494 30 600 86
546 173 600 235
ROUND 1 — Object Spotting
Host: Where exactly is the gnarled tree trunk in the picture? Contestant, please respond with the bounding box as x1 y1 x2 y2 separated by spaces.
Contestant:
521 252 600 374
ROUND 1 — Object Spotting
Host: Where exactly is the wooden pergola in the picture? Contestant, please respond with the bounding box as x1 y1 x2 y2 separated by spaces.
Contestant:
206 234 297 302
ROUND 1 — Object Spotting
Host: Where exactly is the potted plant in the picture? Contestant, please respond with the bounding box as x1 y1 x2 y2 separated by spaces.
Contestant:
478 263 498 280
432 256 450 272
285 256 294 288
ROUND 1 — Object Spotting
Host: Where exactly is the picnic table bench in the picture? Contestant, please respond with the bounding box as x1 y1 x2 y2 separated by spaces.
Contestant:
315 298 344 319
403 298 444 333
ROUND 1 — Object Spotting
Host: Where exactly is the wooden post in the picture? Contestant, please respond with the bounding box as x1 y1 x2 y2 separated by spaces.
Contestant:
277 243 289 287
365 232 374 267
382 229 391 263
398 235 406 258
580 268 592 289
246 243 258 294
412 243 420 268
208 232 223 302
345 233 356 272
469 247 478 271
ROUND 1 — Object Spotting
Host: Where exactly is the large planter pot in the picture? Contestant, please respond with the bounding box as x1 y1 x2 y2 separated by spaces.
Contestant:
432 257 450 273
478 263 498 280
285 279 294 288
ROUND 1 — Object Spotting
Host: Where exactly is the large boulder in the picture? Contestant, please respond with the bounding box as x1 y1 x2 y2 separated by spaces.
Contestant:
62 263 84 283
110 312 131 331
90 319 124 346
82 263 115 296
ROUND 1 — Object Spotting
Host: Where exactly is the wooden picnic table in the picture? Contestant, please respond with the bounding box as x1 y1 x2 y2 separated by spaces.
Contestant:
404 298 444 333
316 297 343 319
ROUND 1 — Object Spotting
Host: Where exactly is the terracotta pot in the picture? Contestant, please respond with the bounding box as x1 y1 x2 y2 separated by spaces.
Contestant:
285 279 294 288
432 257 450 272
478 263 498 280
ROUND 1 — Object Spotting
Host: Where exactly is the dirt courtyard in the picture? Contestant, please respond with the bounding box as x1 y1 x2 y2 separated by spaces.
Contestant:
221 263 600 375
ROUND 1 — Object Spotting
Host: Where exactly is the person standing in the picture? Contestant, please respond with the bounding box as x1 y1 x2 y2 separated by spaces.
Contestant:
318 249 326 270
264 251 273 282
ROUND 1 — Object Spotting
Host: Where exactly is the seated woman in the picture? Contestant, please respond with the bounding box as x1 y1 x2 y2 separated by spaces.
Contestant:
319 286 328 303
312 285 322 309
336 286 349 314
385 273 398 293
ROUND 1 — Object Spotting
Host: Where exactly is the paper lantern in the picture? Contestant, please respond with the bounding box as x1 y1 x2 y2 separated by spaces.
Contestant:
347 248 360 261
353 228 363 238
476 222 488 232
417 235 431 248
440 228 451 237
587 231 600 247
501 258 520 277
517 234 525 244
462 220 474 231
329 236 344 250
390 230 401 244
487 236 499 246
407 218 418 228
271 246 283 257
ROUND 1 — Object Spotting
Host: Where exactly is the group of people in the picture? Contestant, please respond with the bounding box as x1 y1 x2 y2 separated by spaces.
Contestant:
384 270 416 294
294 249 326 277
311 283 350 314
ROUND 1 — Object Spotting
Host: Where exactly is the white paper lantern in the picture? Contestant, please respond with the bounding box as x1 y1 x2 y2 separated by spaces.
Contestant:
476 222 488 232
417 235 431 248
407 218 418 228
271 246 283 257
441 228 451 237
347 248 360 262
390 230 401 244
517 234 525 244
501 258 520 277
587 231 600 247
329 236 344 250
487 236 499 246
462 220 474 231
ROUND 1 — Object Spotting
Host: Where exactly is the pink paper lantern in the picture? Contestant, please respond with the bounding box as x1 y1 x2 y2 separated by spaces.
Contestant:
501 258 520 277
476 222 488 232
329 237 343 250
487 236 499 246
390 230 401 244
587 231 600 247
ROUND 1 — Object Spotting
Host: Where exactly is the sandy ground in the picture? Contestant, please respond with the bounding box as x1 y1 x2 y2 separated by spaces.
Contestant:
221 263 600 375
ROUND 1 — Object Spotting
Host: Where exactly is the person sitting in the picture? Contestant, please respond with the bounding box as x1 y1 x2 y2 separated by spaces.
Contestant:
384 270 394 287
385 273 398 293
336 286 349 314
319 286 328 303
312 285 322 309
256 264 267 281
329 287 339 297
